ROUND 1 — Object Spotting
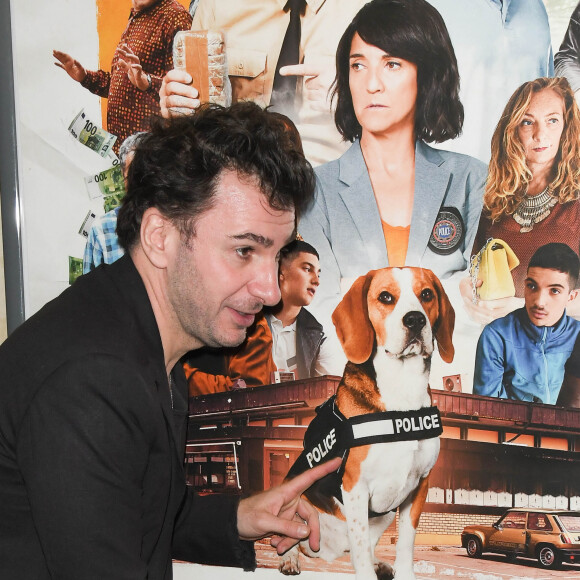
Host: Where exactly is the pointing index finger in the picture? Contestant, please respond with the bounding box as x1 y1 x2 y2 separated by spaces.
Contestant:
279 64 321 78
283 457 341 497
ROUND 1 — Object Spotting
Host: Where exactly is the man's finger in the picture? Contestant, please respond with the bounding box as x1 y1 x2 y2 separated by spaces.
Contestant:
295 498 321 551
165 81 199 100
258 511 311 548
279 64 321 78
281 457 341 498
164 69 193 85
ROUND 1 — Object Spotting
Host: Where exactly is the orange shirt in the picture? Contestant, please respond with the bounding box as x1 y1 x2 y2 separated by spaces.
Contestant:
381 220 411 267
183 314 276 396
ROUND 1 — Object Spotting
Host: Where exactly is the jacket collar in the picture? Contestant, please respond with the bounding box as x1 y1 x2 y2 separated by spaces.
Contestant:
105 255 188 455
515 306 570 343
275 0 326 13
335 140 452 266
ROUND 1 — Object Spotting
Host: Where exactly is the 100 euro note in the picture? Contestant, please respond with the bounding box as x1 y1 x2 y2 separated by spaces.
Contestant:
68 109 117 158
85 165 126 200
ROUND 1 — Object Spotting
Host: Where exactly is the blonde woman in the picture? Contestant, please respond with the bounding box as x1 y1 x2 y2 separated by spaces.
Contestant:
462 76 580 324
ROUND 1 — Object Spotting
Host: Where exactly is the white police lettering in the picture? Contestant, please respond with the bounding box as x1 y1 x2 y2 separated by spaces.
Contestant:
306 428 337 468
394 413 439 434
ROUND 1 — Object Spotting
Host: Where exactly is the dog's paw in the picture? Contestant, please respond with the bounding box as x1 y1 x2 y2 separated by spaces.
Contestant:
279 549 301 575
374 560 394 580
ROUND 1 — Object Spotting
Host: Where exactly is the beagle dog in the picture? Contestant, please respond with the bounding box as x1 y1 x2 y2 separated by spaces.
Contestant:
279 267 454 580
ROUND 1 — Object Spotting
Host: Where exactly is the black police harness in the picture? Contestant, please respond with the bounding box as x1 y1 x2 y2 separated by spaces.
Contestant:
287 395 442 511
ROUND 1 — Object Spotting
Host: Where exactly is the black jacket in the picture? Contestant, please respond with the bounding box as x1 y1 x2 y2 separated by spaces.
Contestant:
295 307 326 379
0 255 253 579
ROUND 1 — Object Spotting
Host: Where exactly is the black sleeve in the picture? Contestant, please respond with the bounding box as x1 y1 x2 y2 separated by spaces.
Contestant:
172 489 256 570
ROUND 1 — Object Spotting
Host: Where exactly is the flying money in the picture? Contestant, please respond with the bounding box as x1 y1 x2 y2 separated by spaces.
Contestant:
84 165 126 200
68 109 117 157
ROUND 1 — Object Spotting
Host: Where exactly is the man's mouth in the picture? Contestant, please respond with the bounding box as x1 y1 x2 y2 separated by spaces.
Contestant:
229 307 261 327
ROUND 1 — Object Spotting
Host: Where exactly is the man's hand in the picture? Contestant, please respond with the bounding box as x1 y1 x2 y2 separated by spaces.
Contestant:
159 69 200 118
117 44 149 91
237 457 341 555
53 50 87 83
280 63 335 112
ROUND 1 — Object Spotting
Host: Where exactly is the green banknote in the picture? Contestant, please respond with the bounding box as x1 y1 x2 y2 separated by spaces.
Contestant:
85 165 126 200
68 109 117 157
103 192 125 213
69 256 83 285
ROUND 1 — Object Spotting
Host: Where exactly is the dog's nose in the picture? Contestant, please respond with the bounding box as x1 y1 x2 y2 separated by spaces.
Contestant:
403 311 426 331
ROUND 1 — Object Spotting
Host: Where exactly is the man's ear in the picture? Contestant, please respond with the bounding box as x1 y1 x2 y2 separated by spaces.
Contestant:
139 207 175 269
568 289 579 303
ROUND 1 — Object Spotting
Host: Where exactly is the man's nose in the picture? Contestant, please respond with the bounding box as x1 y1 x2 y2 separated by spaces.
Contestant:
247 265 282 307
311 271 320 286
535 291 548 307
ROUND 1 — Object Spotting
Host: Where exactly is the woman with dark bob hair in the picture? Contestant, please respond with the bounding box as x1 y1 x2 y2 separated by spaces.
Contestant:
298 0 487 331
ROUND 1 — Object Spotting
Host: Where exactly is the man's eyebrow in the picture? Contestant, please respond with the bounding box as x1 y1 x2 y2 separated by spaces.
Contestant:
525 276 565 289
230 233 274 248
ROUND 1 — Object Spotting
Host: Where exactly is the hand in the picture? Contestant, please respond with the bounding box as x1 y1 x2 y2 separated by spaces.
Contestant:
53 50 87 83
237 457 341 555
116 44 149 91
280 63 334 113
159 69 200 118
459 276 523 325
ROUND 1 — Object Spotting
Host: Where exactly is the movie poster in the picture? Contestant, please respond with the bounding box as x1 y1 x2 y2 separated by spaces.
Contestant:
4 0 580 578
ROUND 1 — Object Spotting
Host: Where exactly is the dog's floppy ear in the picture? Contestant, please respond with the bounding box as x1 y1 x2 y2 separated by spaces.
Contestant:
331 271 376 364
430 272 455 363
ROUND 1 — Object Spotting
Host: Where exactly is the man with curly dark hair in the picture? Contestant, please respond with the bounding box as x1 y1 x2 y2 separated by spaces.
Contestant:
0 102 340 579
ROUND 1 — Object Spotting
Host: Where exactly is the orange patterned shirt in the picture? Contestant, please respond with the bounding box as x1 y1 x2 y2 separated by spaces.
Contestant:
81 0 192 153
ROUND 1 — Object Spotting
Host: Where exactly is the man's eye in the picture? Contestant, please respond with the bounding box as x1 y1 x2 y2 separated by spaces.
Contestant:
236 247 252 258
378 291 394 304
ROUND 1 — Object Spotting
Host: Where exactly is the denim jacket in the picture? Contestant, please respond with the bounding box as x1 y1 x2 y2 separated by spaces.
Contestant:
474 307 580 404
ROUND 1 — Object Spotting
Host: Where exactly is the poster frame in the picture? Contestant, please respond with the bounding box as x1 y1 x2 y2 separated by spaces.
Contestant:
0 0 25 335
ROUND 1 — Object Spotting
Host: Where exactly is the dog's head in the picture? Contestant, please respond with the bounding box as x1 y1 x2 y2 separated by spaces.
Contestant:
331 267 455 365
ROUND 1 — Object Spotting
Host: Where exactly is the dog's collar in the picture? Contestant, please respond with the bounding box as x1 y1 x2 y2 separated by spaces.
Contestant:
288 395 442 475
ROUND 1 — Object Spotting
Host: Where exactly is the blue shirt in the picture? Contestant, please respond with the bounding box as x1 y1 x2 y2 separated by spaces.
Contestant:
82 208 125 274
474 308 580 404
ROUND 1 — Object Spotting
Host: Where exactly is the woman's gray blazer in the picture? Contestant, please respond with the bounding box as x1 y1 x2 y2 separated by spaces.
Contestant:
299 139 487 325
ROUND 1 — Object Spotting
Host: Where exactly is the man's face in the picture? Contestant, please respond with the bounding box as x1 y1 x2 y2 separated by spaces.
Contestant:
132 0 158 13
167 171 295 349
279 252 320 308
524 267 574 327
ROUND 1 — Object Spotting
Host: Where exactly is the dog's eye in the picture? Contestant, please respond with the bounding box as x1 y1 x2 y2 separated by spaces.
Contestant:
420 288 434 302
378 291 394 304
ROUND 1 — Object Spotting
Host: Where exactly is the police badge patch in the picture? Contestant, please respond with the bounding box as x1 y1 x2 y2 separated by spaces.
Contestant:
428 207 465 255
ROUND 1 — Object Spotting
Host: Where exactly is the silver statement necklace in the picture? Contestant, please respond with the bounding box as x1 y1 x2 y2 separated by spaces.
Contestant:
512 186 557 233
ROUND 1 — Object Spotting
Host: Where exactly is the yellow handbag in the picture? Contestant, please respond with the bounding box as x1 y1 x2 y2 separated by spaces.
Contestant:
469 238 520 301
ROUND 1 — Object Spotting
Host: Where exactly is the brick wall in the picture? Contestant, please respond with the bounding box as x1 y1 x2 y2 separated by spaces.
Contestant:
379 510 499 544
